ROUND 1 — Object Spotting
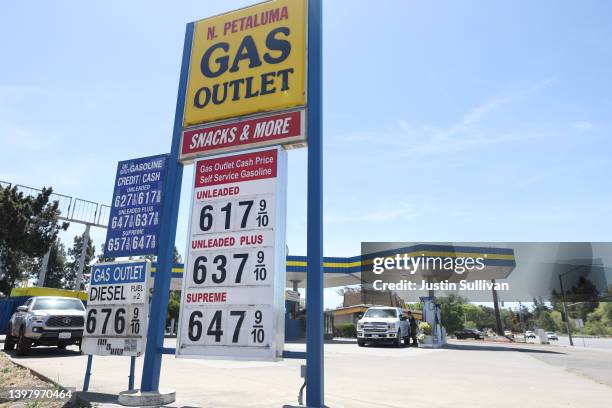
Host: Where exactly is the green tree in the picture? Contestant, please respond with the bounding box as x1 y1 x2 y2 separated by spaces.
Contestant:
138 246 183 264
39 240 68 289
501 309 517 331
64 233 95 290
166 290 181 332
552 277 599 321
97 253 115 263
462 304 499 330
438 294 467 334
0 186 66 294
535 310 557 331
173 247 182 264
550 310 573 334
405 302 423 311
583 303 612 336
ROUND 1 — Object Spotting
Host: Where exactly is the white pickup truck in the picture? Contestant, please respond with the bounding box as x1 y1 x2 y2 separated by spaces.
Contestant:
356 306 410 347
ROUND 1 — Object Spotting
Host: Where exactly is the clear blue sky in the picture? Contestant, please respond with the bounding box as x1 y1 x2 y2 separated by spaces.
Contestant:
1 1 611 307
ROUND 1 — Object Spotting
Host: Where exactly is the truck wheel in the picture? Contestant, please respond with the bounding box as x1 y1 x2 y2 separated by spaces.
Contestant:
3 325 15 351
394 331 402 348
16 327 31 356
357 339 366 347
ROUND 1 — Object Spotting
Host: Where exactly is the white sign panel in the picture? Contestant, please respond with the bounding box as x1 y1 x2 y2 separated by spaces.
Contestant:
177 147 287 360
82 260 150 356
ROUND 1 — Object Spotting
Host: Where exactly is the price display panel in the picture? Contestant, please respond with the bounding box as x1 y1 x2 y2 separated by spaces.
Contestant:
104 154 168 257
82 261 150 356
177 147 287 360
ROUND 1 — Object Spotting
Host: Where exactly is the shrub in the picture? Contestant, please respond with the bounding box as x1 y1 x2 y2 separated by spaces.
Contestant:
419 322 432 335
334 323 356 338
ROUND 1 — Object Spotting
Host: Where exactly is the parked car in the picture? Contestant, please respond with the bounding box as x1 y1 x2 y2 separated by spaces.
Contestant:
454 328 484 340
4 296 85 356
503 330 513 337
546 331 558 341
524 330 536 339
356 306 410 347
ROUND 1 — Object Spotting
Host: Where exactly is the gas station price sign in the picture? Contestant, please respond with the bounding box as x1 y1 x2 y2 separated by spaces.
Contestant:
82 261 150 357
104 154 168 257
177 147 287 360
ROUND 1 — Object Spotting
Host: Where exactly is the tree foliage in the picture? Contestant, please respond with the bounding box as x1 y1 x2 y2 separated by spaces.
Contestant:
0 186 67 294
428 292 609 336
583 303 612 336
38 241 68 289
437 294 466 334
64 233 95 290
166 290 181 332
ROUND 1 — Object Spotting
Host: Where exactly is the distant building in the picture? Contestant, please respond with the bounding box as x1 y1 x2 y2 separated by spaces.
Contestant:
331 289 421 325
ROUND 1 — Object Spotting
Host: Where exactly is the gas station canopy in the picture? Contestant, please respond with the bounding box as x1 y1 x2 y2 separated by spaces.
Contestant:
152 244 516 290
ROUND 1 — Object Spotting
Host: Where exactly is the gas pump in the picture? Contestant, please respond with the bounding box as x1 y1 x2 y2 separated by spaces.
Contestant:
420 295 447 347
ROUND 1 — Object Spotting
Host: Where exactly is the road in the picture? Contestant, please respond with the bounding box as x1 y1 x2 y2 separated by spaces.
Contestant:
555 335 612 350
2 337 612 408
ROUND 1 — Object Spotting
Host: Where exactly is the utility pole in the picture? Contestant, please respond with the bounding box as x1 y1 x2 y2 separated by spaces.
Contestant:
74 225 91 291
518 301 523 331
38 249 51 287
558 274 574 346
492 280 504 335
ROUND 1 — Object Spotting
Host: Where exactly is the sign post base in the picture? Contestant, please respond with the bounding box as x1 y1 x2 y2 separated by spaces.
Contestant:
118 389 176 406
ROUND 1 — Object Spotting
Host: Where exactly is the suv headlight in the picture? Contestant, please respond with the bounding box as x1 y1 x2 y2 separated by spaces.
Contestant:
29 315 45 323
388 323 396 330
357 324 364 330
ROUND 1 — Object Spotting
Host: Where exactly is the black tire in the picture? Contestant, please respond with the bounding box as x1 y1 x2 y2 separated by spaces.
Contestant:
16 327 31 356
357 339 366 347
3 325 15 351
394 331 402 348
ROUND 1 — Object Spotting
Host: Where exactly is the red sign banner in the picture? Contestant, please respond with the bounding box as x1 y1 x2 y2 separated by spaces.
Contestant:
180 110 305 161
194 149 278 188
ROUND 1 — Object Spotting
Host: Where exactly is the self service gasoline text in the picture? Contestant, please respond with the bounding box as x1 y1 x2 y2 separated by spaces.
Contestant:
198 155 273 184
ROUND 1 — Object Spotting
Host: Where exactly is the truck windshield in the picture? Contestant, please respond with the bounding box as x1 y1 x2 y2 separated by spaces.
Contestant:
32 298 84 311
364 309 397 318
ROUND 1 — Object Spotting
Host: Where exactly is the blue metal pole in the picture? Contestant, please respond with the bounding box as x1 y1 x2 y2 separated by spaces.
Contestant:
306 0 323 406
128 356 136 390
83 355 93 392
140 22 194 392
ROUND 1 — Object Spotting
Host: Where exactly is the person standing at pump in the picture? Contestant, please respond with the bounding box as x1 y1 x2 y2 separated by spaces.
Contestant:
407 311 418 347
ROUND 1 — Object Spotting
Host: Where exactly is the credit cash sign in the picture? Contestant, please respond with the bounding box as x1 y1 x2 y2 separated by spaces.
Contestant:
180 0 307 161
82 261 150 357
177 147 287 360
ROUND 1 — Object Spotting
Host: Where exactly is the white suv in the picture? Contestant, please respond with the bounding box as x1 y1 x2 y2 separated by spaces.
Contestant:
4 296 86 356
356 307 410 347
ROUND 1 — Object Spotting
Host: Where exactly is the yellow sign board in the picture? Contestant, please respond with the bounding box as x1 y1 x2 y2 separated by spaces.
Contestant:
184 0 307 127
10 286 88 301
